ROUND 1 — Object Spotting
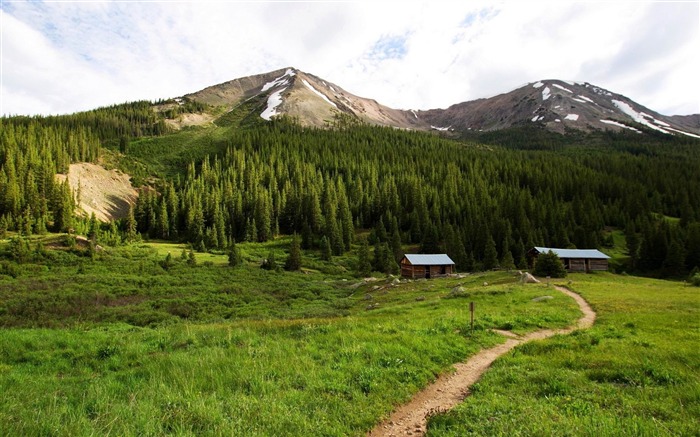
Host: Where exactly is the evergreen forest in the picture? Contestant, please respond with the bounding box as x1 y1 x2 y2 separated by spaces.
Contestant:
2 102 700 278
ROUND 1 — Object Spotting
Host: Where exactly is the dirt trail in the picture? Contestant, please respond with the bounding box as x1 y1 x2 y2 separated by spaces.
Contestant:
368 286 595 437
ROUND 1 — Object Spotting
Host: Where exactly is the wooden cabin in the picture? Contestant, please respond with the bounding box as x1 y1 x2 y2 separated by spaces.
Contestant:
527 247 610 272
401 254 455 279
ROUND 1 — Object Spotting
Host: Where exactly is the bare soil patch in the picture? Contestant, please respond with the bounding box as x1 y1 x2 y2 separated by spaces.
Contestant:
368 285 595 437
55 162 138 222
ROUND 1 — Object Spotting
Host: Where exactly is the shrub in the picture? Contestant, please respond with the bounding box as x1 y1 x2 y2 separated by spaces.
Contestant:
533 250 567 278
690 273 700 287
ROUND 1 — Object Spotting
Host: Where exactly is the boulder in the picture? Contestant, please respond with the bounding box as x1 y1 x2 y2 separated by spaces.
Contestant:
520 272 540 284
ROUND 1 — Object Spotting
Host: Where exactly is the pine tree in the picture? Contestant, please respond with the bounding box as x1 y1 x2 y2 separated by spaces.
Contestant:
373 241 387 273
228 241 242 267
125 204 137 241
483 234 499 270
187 249 197 266
357 237 372 277
389 218 403 262
663 235 686 277
500 238 515 270
285 233 302 271
320 235 332 261
87 212 99 243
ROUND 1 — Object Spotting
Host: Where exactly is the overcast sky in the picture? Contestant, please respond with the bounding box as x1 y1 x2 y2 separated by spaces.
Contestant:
1 1 698 117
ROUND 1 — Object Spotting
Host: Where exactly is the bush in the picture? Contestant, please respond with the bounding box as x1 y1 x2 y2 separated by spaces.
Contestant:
690 273 700 287
261 251 277 270
532 250 567 278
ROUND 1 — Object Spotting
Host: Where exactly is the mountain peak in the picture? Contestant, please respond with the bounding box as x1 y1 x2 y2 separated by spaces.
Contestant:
418 79 700 138
170 70 699 138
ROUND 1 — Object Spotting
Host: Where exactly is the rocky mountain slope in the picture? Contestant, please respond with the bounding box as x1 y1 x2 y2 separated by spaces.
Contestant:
415 80 700 138
166 68 700 139
182 67 426 129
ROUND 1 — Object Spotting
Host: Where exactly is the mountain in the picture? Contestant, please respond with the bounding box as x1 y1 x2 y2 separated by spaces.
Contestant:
180 67 426 130
415 80 700 138
163 68 699 139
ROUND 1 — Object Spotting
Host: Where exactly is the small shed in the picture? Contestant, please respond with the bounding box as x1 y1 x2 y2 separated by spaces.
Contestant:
401 254 455 279
528 247 610 272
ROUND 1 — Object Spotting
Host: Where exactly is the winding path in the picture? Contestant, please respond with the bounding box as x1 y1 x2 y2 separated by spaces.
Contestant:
368 286 596 437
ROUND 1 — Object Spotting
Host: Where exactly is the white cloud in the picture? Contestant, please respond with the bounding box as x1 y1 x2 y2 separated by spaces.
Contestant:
1 1 698 116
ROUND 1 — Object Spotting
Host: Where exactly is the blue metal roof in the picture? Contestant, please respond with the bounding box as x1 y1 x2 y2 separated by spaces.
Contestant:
404 254 455 265
534 247 610 259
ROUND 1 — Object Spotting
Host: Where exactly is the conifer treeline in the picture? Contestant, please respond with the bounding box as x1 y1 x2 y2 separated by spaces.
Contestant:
0 119 99 235
130 119 700 274
0 101 169 235
2 107 699 275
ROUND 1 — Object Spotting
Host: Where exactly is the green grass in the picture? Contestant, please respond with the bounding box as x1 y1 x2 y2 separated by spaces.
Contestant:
601 229 629 273
426 273 700 436
0 239 583 435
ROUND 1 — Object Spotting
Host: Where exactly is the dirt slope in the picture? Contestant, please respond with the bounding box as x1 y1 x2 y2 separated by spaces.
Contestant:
368 285 595 437
55 163 138 222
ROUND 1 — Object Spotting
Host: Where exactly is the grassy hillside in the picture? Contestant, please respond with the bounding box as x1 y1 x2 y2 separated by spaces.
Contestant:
426 273 700 436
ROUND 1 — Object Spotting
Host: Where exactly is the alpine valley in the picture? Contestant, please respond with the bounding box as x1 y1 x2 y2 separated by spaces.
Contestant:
1 67 699 436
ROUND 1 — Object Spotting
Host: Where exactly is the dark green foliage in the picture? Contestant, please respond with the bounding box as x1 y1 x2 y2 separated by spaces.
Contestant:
320 236 332 261
160 252 174 270
532 250 567 278
357 238 372 277
483 235 499 270
285 234 302 271
3 107 700 277
9 236 31 263
261 251 277 271
187 250 197 266
228 242 242 267
690 273 700 287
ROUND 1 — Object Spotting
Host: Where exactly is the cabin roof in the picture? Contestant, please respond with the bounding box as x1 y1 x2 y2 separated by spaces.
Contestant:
403 254 455 265
533 247 610 259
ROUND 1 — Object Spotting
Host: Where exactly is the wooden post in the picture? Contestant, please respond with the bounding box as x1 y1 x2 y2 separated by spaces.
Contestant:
470 301 475 334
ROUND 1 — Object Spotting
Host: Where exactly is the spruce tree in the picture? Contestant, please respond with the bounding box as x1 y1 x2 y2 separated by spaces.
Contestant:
500 238 515 270
285 234 302 271
123 204 136 242
320 235 332 261
390 218 403 262
483 234 499 270
357 237 372 277
228 241 242 267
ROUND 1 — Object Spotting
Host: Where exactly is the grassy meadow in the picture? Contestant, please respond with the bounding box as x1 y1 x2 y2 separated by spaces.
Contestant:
426 273 700 436
0 238 583 435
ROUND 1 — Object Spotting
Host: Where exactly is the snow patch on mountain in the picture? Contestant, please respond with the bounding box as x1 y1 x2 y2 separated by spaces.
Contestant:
577 95 594 103
261 69 295 93
612 100 670 134
572 98 587 104
565 114 579 121
542 87 551 100
302 79 337 108
431 125 451 131
533 81 544 89
553 84 573 93
261 88 287 120
600 119 642 133
665 127 700 139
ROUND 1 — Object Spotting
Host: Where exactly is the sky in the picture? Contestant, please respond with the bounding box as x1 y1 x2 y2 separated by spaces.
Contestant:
1 1 698 117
